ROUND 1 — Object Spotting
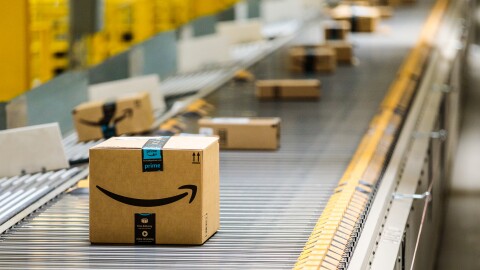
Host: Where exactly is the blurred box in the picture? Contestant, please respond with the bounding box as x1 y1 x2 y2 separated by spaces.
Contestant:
289 46 336 73
73 92 154 142
88 74 166 114
325 41 354 64
89 136 220 245
324 20 351 41
255 79 321 100
376 6 393 19
331 5 380 32
217 20 263 44
198 117 281 150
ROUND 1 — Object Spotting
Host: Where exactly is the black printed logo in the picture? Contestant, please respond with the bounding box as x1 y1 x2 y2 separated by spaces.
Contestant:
78 102 133 138
96 185 197 207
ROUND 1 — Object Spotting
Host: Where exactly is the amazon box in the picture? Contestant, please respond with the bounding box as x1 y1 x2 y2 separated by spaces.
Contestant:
73 92 154 142
289 46 336 73
89 136 220 245
255 79 321 100
325 41 354 64
331 5 380 32
198 117 280 150
377 6 393 19
324 20 351 41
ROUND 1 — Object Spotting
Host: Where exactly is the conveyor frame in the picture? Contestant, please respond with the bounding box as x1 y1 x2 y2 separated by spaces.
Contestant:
348 0 470 269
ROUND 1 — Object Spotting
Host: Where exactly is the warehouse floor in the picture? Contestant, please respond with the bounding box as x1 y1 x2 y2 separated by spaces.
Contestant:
437 46 480 270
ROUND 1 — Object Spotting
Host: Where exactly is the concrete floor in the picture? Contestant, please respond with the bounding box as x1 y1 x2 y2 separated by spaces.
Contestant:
436 45 480 270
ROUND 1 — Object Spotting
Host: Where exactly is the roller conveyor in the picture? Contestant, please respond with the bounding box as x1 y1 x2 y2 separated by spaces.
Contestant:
62 19 299 164
0 1 442 269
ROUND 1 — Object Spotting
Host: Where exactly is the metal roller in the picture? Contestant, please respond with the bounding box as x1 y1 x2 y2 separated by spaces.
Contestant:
0 2 437 269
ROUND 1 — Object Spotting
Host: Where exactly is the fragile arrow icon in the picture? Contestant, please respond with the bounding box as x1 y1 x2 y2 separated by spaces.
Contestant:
196 153 200 162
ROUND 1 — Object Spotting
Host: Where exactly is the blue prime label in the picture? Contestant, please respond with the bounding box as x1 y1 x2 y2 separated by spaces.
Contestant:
142 137 170 172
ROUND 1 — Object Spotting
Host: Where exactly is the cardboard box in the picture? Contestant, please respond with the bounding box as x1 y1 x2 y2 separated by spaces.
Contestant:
88 74 166 114
289 46 336 73
331 5 380 32
255 79 321 100
376 6 393 19
324 20 351 41
89 136 220 245
72 92 154 142
198 117 281 150
341 1 370 5
325 41 354 63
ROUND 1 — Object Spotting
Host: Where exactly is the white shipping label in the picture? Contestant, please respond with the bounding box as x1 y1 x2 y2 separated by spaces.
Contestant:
210 118 250 124
199 128 214 136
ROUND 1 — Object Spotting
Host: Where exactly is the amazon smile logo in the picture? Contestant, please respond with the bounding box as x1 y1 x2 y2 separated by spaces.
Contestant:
96 185 197 207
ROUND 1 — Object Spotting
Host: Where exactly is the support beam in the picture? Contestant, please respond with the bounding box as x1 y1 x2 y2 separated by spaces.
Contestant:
0 0 30 102
69 0 103 68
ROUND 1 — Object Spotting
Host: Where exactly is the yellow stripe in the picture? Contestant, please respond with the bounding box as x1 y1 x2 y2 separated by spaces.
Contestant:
294 0 450 268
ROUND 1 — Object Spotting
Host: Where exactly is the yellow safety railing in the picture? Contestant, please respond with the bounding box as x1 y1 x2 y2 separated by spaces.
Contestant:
293 0 450 269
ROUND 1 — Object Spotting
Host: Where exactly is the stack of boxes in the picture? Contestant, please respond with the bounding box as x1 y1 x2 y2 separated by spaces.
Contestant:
323 20 355 65
330 5 381 33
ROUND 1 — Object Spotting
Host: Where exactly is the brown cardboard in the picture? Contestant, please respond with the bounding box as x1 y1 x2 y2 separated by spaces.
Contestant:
331 5 380 33
89 136 220 245
289 46 336 73
72 92 154 142
341 1 371 5
324 20 351 41
325 41 354 64
255 79 321 100
376 6 393 19
198 117 281 150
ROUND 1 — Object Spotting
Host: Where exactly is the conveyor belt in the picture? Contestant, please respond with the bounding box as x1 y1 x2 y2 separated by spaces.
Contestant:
0 168 82 226
0 2 436 269
62 21 297 164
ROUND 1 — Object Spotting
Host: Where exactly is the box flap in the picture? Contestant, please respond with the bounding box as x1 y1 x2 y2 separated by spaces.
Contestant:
199 117 281 126
164 136 218 150
74 92 149 112
88 74 166 113
92 136 218 150
91 137 150 149
256 79 320 87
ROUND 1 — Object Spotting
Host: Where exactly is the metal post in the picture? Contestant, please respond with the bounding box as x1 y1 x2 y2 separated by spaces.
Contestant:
69 0 104 69
0 102 7 130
